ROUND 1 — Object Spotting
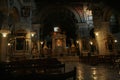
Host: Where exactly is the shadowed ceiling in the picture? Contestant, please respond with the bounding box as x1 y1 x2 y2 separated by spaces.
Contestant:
33 0 119 45
33 0 80 45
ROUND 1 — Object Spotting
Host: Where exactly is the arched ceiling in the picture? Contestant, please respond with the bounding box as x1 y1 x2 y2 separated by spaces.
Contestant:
39 7 78 44
42 7 78 40
33 1 82 43
33 0 120 44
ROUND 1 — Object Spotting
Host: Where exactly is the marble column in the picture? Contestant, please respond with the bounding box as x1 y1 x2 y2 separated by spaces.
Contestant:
76 23 90 56
0 37 8 62
95 22 110 55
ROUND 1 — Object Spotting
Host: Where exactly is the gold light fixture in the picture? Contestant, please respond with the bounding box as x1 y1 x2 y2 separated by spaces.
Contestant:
114 39 118 43
40 41 44 45
95 32 99 36
31 31 36 37
76 40 79 44
90 41 93 45
0 24 11 37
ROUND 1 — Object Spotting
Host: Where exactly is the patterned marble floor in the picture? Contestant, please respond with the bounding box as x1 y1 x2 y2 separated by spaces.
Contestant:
64 61 120 80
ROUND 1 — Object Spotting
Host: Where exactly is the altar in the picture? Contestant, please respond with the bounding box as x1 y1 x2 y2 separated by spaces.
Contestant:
52 27 66 56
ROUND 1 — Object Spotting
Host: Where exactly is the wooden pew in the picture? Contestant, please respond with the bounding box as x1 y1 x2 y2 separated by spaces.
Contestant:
0 58 65 74
14 67 76 80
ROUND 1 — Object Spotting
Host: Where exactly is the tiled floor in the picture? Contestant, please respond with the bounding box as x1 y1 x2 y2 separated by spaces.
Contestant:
64 61 120 80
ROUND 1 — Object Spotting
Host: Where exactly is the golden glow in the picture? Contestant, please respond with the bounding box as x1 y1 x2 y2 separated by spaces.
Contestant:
114 40 118 43
92 69 96 75
76 40 79 44
2 33 7 37
40 41 43 45
0 30 11 37
31 32 35 37
56 39 62 46
8 43 11 46
31 33 34 37
95 32 99 36
90 41 93 45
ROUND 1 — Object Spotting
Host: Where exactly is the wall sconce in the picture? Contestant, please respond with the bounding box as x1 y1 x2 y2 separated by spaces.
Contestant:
8 43 11 46
95 32 99 36
40 41 44 45
76 40 79 44
31 31 36 37
114 39 118 43
0 29 11 37
90 41 93 45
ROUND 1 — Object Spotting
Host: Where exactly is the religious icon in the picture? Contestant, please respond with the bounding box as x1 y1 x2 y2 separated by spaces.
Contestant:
56 39 62 47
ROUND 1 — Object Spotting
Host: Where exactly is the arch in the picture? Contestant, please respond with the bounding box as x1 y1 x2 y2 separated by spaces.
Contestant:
38 5 82 23
62 6 82 23
35 5 83 47
103 7 120 33
103 7 113 21
10 7 20 22
102 6 119 22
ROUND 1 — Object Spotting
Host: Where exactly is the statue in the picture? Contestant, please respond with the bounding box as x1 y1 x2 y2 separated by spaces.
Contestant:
43 40 49 56
70 39 77 55
71 39 75 48
43 40 48 49
32 42 39 58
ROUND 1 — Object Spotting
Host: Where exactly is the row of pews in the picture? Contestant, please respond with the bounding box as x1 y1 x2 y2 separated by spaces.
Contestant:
0 58 76 80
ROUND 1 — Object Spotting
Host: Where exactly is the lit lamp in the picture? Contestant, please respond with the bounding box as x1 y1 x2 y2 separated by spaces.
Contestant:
40 41 44 45
40 41 43 54
0 29 11 37
114 39 118 43
8 43 11 46
0 23 11 37
90 41 93 45
76 40 79 44
31 31 36 37
95 32 99 36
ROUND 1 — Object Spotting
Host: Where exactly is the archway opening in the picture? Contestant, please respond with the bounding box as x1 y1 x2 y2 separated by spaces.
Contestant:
41 7 78 48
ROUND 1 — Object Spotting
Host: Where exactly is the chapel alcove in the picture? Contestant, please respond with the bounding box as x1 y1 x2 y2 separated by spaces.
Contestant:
52 27 66 56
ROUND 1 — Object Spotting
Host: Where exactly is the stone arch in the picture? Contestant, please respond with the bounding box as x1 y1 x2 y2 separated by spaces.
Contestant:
10 7 20 22
36 5 83 47
103 7 113 21
103 7 120 33
38 5 82 23
103 6 119 22
60 6 82 23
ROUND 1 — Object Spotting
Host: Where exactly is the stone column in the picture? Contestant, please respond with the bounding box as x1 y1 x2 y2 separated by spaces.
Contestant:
95 22 110 55
0 37 8 62
76 23 90 56
92 4 103 55
32 24 41 54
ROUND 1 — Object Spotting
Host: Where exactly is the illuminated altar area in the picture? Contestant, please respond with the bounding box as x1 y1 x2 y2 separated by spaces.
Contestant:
52 27 66 56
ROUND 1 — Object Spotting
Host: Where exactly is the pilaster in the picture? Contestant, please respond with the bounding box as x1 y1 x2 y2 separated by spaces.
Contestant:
95 22 110 55
0 37 8 62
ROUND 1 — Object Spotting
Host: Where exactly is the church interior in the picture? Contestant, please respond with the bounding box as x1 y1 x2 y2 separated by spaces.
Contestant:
0 0 120 80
